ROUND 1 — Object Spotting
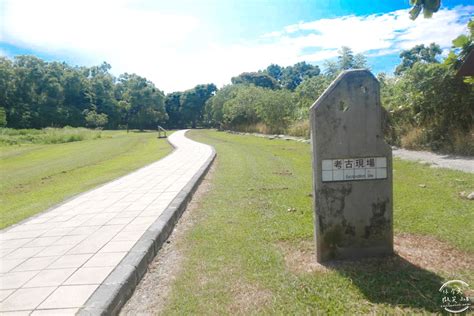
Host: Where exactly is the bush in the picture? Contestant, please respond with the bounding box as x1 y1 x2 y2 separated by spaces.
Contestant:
286 119 310 138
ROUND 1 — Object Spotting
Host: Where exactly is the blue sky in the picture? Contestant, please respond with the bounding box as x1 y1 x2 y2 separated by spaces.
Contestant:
0 0 472 92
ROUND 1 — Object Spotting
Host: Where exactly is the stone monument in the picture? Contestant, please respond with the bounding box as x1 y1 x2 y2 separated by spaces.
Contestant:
310 69 393 262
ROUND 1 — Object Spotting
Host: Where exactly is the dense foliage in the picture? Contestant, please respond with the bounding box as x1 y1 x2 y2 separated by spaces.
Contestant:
381 20 473 154
0 56 216 130
205 47 366 134
0 57 166 130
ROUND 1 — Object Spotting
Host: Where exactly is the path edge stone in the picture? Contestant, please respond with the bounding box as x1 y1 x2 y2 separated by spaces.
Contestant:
78 132 216 316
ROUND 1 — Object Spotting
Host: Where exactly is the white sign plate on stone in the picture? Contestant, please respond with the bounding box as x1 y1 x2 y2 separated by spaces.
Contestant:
321 157 387 182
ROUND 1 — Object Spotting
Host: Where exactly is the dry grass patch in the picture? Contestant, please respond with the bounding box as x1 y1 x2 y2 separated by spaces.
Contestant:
395 232 474 273
278 233 474 275
277 239 329 274
227 279 273 315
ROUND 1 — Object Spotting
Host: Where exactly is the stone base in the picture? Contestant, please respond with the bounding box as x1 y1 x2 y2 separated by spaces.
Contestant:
318 245 393 262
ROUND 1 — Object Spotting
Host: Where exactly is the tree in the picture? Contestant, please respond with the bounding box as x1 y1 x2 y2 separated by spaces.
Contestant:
117 73 167 131
256 89 295 133
0 107 7 127
180 83 217 128
294 76 331 119
84 109 108 128
280 61 320 90
87 62 120 128
265 64 283 82
117 100 132 132
204 84 239 128
382 63 473 152
221 85 262 128
337 47 368 70
409 0 441 20
164 92 183 128
445 19 474 71
338 46 355 70
395 43 442 75
323 48 368 79
323 60 340 78
231 72 279 89
353 53 368 69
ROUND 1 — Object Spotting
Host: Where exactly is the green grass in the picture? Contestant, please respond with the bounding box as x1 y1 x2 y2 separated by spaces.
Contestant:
0 129 172 228
393 159 474 250
163 130 473 314
0 127 103 145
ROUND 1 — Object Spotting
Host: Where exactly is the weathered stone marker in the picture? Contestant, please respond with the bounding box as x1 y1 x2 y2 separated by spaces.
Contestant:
310 69 393 262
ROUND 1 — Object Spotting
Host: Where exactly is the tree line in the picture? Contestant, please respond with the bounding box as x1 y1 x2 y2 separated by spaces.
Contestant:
203 20 473 155
1 19 472 154
0 57 217 131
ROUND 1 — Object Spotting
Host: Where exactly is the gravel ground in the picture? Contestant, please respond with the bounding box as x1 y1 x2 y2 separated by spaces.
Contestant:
392 148 474 174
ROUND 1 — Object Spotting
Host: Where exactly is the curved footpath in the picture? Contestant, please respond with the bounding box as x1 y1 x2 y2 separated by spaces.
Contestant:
0 130 215 315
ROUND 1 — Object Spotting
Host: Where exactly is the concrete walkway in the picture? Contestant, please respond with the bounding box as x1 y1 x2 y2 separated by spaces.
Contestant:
0 130 214 315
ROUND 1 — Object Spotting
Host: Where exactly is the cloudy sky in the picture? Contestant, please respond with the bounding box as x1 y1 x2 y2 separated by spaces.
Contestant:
0 0 472 92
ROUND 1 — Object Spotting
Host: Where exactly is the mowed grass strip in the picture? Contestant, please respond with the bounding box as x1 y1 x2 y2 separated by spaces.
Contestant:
0 130 172 228
162 130 473 314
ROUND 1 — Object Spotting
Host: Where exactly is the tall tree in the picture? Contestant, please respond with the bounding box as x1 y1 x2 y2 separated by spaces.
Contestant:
338 46 355 70
164 92 183 128
323 60 340 78
180 83 217 128
117 73 167 131
324 48 368 79
280 61 320 90
337 47 368 70
265 64 283 82
395 43 442 75
87 62 119 128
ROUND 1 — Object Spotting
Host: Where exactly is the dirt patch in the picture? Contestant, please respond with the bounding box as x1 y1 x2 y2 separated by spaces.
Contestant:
277 239 330 274
394 233 474 273
247 186 289 191
120 161 216 315
227 280 273 315
278 234 474 275
272 170 293 176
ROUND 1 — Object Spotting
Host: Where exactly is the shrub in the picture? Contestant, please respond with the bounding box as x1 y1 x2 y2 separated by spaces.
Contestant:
286 120 310 138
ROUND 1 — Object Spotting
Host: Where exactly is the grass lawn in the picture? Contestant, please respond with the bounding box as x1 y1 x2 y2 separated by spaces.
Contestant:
162 129 473 314
0 129 172 229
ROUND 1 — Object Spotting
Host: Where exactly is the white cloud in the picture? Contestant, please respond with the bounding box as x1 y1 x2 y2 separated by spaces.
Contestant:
268 6 472 55
1 1 472 92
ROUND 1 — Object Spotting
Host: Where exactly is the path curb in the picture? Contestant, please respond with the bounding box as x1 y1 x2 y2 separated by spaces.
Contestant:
78 133 216 316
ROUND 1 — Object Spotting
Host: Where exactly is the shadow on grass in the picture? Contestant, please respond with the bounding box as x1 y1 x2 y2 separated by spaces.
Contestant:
324 254 444 312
